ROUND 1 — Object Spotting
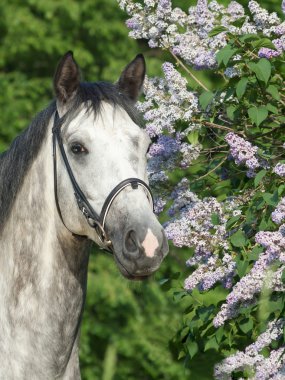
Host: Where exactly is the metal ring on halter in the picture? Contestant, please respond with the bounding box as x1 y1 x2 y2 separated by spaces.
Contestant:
87 218 112 248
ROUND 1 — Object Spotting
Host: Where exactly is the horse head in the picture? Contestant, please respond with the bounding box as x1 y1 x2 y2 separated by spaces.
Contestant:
53 52 169 280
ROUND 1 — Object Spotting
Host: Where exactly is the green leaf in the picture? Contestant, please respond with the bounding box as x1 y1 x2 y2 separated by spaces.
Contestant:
204 336 219 351
226 215 242 229
230 230 246 247
237 259 249 277
250 246 263 261
248 106 268 126
187 341 199 359
266 85 281 100
159 278 169 285
262 192 279 206
173 291 188 302
187 130 199 144
199 91 214 110
251 38 277 50
254 169 267 187
266 103 278 114
216 46 237 66
226 105 237 120
209 26 227 37
267 298 283 313
159 278 171 291
197 305 215 322
248 59 271 84
236 77 248 99
177 350 186 360
184 304 194 314
231 16 246 28
239 318 253 334
215 327 224 344
172 272 181 280
240 34 260 43
211 213 220 225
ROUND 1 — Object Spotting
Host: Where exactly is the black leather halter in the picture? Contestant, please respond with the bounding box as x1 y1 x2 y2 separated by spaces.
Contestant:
52 111 154 253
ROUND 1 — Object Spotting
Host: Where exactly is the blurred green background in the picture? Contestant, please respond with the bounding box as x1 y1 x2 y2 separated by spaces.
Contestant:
0 1 280 379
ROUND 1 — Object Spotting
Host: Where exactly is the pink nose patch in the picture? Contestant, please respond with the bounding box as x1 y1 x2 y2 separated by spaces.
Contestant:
141 229 159 258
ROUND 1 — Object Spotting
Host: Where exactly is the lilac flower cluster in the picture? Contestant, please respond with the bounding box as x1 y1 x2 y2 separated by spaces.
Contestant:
153 197 166 215
137 63 199 137
213 223 285 327
258 47 281 58
119 0 285 68
273 162 285 177
164 178 237 291
214 319 285 380
185 252 236 291
136 63 200 190
147 134 201 186
225 132 266 177
272 197 285 224
118 1 285 378
248 0 280 35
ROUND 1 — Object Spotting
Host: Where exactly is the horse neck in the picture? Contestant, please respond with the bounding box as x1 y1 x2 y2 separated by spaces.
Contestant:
0 115 92 378
0 117 91 298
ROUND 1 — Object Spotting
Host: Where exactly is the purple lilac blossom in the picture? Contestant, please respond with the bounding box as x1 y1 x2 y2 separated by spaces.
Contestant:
184 253 236 291
164 180 238 291
224 67 240 78
273 163 285 177
225 132 263 176
148 135 180 158
248 0 280 35
214 224 285 327
214 319 285 379
272 197 285 224
137 68 198 138
119 0 285 72
258 47 280 58
119 2 285 377
153 197 166 215
146 134 200 187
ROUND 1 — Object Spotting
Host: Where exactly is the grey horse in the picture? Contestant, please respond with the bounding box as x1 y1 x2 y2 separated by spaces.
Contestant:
0 52 168 379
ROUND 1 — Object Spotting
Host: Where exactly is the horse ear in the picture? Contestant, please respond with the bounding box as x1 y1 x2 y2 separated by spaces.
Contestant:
53 51 80 103
118 54 146 102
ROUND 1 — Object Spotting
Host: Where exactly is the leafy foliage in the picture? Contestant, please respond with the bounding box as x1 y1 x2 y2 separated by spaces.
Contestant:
80 253 190 380
0 0 139 150
0 1 189 379
118 0 285 378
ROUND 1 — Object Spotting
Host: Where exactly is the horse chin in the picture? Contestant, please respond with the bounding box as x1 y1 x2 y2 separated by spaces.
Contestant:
122 272 151 281
113 255 154 281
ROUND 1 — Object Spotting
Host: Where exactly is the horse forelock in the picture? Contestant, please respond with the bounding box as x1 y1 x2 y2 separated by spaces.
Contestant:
0 81 141 233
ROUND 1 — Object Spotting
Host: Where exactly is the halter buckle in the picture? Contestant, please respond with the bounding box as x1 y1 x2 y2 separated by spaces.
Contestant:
87 218 113 251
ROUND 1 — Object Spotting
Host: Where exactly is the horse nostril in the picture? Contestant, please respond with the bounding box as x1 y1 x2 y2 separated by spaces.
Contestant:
125 230 139 253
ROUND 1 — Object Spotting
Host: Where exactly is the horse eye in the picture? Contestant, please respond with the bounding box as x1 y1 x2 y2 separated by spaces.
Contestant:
71 143 87 155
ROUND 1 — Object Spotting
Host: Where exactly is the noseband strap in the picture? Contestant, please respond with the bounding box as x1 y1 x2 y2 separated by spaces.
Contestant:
52 111 154 253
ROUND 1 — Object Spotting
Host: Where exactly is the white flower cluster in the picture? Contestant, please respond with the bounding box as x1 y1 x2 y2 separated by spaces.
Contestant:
118 0 285 69
214 212 285 327
137 62 198 137
117 1 285 379
215 319 285 380
164 178 239 291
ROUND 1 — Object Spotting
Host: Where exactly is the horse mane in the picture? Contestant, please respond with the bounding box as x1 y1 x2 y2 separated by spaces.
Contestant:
0 82 141 232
